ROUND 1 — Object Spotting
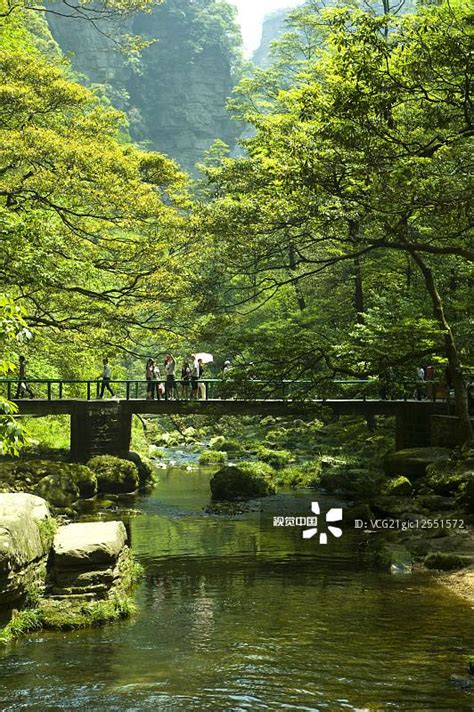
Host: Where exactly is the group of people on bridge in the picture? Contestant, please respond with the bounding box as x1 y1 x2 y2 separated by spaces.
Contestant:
143 354 206 401
11 353 231 401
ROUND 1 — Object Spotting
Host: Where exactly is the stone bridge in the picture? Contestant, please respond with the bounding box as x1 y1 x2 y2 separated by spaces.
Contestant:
11 396 453 460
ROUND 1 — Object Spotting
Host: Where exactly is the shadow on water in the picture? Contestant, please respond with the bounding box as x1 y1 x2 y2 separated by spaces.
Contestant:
1 466 473 711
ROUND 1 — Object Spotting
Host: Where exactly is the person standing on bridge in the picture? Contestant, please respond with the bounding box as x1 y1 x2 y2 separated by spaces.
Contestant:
415 365 426 401
15 355 34 399
164 354 176 400
180 360 192 399
146 358 160 400
99 358 115 398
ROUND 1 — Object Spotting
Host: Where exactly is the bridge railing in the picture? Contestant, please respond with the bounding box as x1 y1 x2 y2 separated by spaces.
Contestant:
0 377 455 402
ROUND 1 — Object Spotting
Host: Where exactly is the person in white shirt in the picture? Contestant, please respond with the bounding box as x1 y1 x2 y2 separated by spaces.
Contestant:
99 358 114 398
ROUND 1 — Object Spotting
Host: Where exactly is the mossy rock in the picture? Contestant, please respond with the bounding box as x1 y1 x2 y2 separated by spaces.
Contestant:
319 468 385 498
424 552 473 571
0 461 97 508
87 456 139 494
257 446 292 469
264 429 289 446
384 448 450 479
125 452 154 484
199 450 227 466
219 439 243 453
154 431 183 447
424 459 474 511
209 436 226 450
459 477 474 513
210 463 276 500
275 459 322 488
35 474 80 509
383 476 412 497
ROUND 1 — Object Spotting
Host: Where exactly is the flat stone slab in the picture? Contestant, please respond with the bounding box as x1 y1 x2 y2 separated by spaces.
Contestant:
53 521 128 568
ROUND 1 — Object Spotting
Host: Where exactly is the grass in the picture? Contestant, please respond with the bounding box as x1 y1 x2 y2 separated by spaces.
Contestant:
0 595 137 644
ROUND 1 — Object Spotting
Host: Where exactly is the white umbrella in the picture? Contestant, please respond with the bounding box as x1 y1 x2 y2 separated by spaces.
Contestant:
193 352 213 364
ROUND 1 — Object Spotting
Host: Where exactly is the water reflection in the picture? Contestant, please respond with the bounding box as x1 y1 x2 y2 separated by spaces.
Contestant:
0 466 473 711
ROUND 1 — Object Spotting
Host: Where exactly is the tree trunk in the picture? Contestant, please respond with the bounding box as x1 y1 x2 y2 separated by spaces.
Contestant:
349 219 364 322
410 250 472 443
288 242 306 311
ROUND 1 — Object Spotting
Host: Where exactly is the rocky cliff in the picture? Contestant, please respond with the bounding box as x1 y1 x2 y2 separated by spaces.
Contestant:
47 0 242 172
252 9 290 68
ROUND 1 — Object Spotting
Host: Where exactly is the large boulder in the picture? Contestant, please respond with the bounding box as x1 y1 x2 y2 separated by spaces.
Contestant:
384 448 450 479
87 455 139 494
210 463 276 500
0 493 50 604
51 521 131 598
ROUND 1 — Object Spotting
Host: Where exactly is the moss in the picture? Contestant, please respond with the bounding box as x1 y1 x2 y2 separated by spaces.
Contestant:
87 456 139 494
0 460 97 509
155 431 183 447
210 462 276 500
275 459 322 488
257 446 292 469
318 468 386 498
36 516 58 552
209 436 226 450
209 436 242 452
382 476 412 497
199 450 227 465
424 552 473 571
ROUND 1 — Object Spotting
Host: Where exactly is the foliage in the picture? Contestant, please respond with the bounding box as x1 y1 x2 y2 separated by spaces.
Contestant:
0 295 28 455
193 0 473 437
0 8 189 377
275 459 322 488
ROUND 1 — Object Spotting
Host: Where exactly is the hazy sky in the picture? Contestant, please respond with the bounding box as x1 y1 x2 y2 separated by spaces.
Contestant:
231 0 303 56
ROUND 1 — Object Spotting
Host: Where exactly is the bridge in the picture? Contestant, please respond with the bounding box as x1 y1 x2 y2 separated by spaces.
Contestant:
1 378 465 460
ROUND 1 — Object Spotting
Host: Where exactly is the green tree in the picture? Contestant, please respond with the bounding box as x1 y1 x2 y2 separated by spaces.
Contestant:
0 8 190 375
195 1 473 438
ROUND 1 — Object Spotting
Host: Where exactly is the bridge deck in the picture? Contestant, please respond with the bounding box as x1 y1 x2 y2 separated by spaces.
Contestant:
11 398 450 418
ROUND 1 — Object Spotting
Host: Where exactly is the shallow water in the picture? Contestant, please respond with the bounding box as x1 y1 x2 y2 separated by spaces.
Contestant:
1 468 473 711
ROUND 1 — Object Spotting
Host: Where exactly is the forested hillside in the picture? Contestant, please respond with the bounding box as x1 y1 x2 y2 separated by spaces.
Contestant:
46 0 243 171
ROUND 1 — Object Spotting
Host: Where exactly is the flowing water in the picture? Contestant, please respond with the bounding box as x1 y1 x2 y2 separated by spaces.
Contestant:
1 467 473 711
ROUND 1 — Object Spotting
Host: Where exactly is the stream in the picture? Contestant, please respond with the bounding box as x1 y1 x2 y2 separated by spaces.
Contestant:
1 466 473 711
